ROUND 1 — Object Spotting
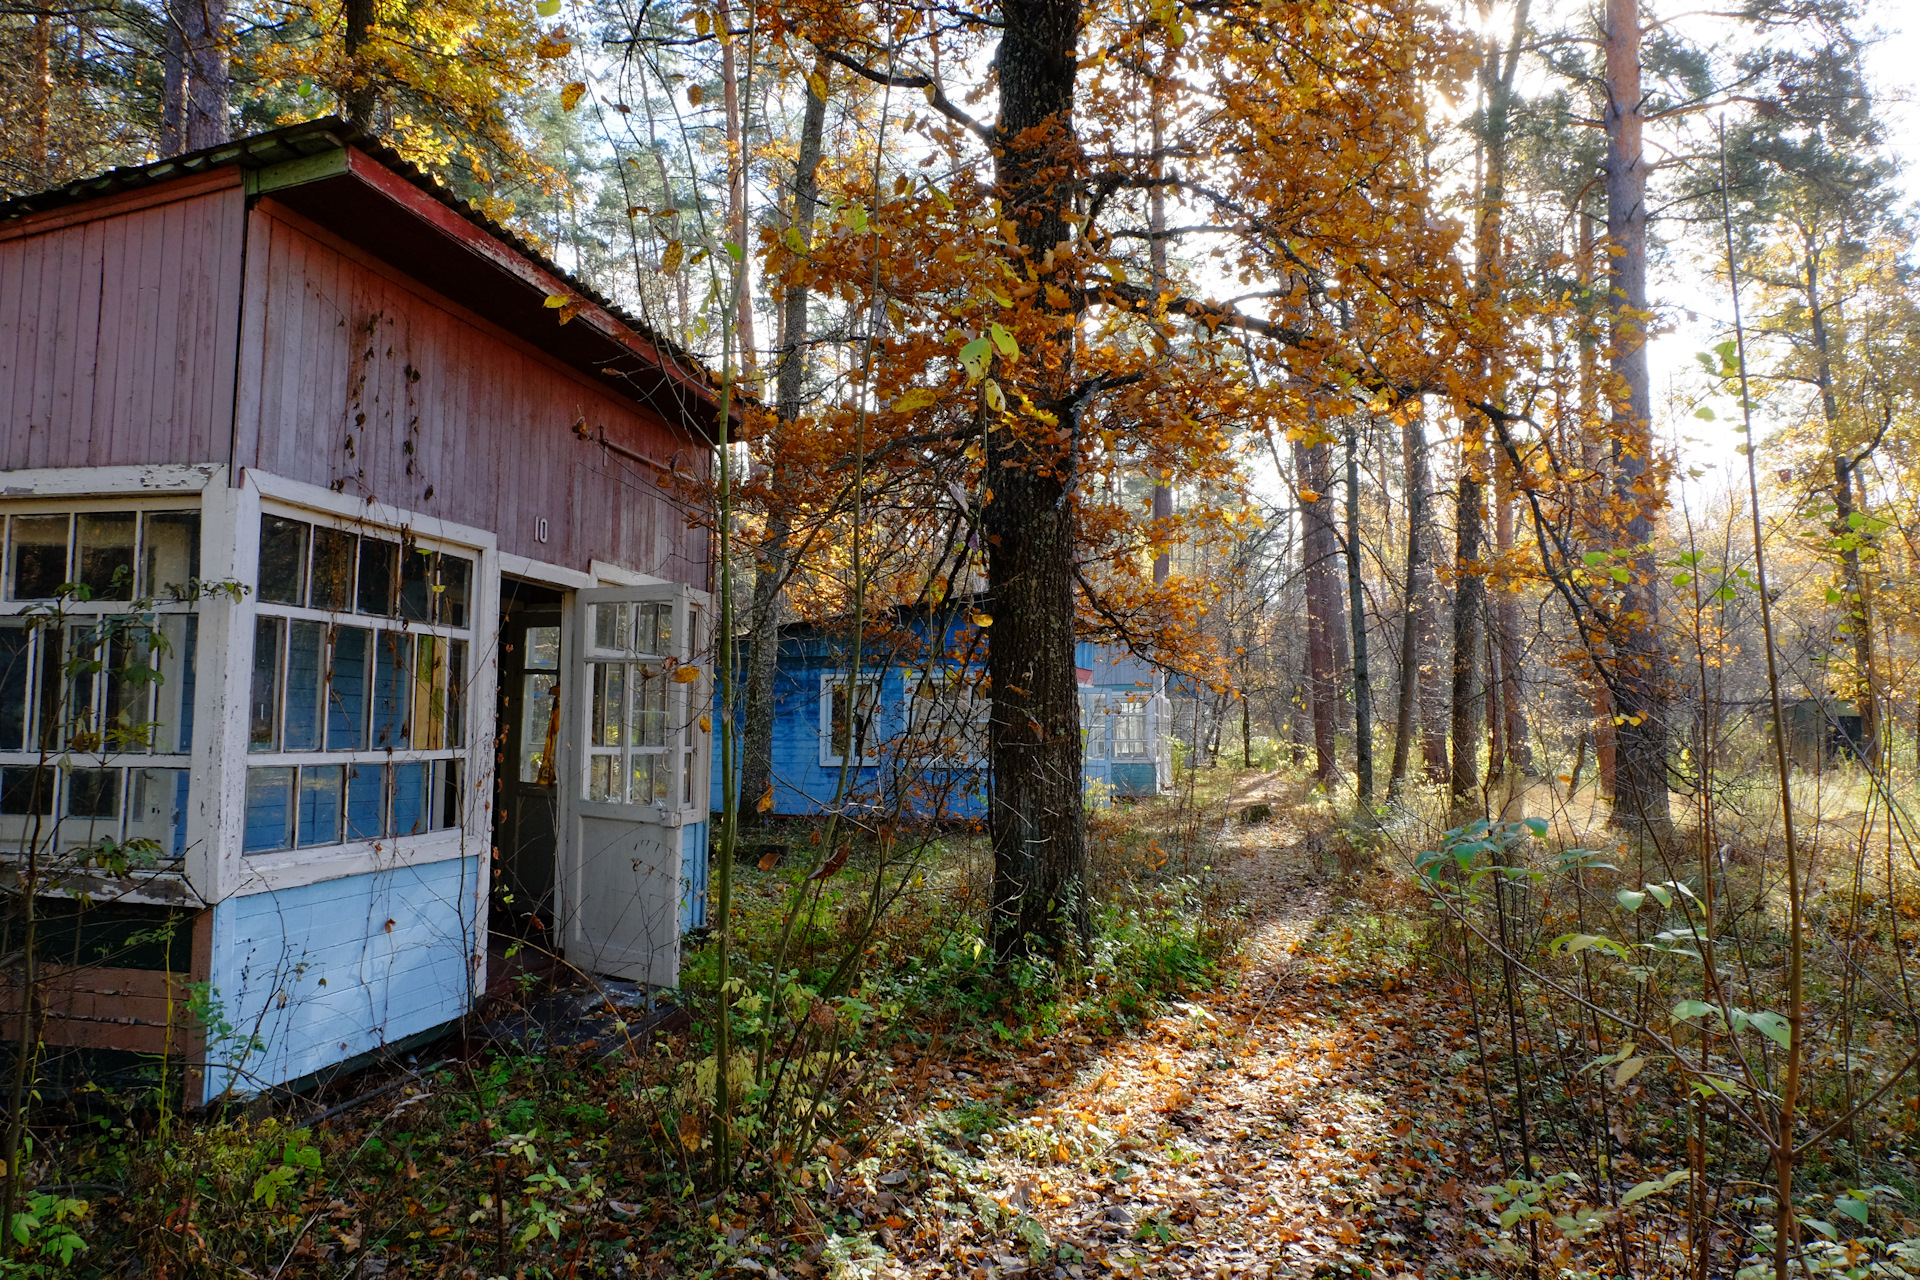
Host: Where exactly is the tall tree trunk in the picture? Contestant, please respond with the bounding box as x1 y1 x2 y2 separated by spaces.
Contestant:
31 0 52 181
1298 439 1340 781
1803 239 1880 767
177 0 229 148
1389 411 1428 798
1494 460 1531 776
1149 79 1173 589
739 55 830 825
341 0 377 129
1577 210 1618 799
717 0 759 382
1451 429 1486 804
986 0 1087 962
1416 490 1448 781
1346 422 1374 803
1602 0 1670 832
161 17 186 155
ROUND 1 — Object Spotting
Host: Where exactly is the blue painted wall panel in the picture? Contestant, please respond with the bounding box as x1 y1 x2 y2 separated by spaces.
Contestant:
203 856 480 1099
680 820 709 931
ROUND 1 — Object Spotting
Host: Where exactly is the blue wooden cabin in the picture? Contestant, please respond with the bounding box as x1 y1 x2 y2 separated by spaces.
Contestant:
715 612 1171 819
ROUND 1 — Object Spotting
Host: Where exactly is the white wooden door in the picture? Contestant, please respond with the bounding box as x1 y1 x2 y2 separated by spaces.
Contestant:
560 583 709 985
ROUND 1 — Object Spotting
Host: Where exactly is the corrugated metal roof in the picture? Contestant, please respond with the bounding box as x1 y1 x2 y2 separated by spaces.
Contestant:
0 116 721 401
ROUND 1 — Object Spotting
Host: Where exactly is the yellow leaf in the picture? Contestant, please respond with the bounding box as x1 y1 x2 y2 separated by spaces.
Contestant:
756 786 774 814
698 714 711 732
679 1113 703 1150
1045 283 1070 308
560 81 586 111
972 612 993 628
661 240 683 275
983 379 1006 412
693 6 709 34
556 300 579 325
534 30 571 57
543 294 569 308
892 387 940 414
807 72 828 101
1298 487 1321 503
672 664 701 684
687 84 705 107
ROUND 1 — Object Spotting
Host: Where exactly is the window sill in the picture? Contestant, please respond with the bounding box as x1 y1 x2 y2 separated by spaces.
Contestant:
231 829 479 897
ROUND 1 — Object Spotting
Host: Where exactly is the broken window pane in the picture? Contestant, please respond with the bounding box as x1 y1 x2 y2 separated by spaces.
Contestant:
446 640 466 745
310 526 357 612
284 621 326 751
357 537 397 616
432 759 460 830
327 626 371 750
127 767 188 860
243 766 294 853
258 516 309 606
153 615 197 754
140 512 200 599
9 515 68 600
76 512 136 601
439 556 471 627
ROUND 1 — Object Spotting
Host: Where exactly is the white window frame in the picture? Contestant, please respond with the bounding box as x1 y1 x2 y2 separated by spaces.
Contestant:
907 666 986 767
573 583 708 827
819 671 882 768
1081 690 1109 761
1113 692 1152 759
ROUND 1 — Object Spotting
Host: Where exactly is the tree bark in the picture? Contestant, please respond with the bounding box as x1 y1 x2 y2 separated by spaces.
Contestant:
986 0 1088 962
1493 460 1531 776
717 0 759 382
1389 411 1428 798
161 18 186 155
177 0 229 148
1298 438 1340 782
739 55 830 825
1451 429 1486 804
1346 422 1374 803
341 0 377 130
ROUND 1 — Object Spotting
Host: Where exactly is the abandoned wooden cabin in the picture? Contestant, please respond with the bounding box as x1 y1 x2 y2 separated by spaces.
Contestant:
0 118 720 1103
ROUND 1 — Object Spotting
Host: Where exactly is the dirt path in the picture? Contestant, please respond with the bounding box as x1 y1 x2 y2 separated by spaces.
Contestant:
883 824 1498 1279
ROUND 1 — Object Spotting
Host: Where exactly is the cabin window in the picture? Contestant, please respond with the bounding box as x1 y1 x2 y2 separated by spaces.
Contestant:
819 673 882 768
583 601 676 804
908 669 985 765
1113 695 1150 758
0 505 203 862
1081 691 1109 761
242 512 472 857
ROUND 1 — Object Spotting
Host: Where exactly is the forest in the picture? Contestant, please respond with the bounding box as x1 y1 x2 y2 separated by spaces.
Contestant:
2 0 1919 1275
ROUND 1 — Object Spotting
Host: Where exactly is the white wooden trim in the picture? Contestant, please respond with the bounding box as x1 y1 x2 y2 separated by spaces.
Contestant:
0 464 225 498
194 482 257 903
242 470 497 553
228 831 475 895
589 559 667 587
818 671 883 768
497 552 595 591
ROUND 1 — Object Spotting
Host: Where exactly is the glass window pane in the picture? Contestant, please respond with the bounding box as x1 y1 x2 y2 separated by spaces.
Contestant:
592 662 625 747
0 624 28 752
631 754 662 805
284 621 326 751
258 516 309 606
140 512 200 599
310 527 357 612
525 626 560 671
356 537 397 615
432 760 461 830
154 615 198 754
243 767 295 854
345 764 385 840
248 616 283 753
593 603 629 652
519 672 558 783
9 515 69 600
0 765 54 815
34 627 61 751
371 629 412 748
588 754 617 802
447 640 466 746
633 672 667 748
128 767 188 861
65 627 100 752
398 548 434 622
67 767 120 819
439 555 472 628
327 626 371 750
391 761 428 835
103 633 147 751
298 764 344 847
684 750 694 805
76 512 136 601
412 635 446 751
636 602 671 657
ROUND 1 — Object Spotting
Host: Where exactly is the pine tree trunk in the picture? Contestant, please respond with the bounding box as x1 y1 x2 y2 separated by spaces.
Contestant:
341 0 377 129
161 17 186 155
739 55 830 825
1494 463 1531 776
1603 0 1671 832
178 0 229 148
986 0 1088 962
717 0 759 382
1298 438 1340 781
1346 423 1374 803
1389 412 1428 798
1451 430 1486 804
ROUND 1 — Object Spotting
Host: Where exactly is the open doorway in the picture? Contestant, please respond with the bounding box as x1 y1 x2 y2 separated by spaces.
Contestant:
493 578 564 946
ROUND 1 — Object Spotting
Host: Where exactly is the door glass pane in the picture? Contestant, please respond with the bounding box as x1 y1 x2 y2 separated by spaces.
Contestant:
357 537 397 616
248 616 283 752
128 767 188 860
635 602 670 657
398 548 435 622
589 754 617 802
345 764 385 840
298 764 344 847
391 761 428 834
371 629 412 748
67 767 120 819
243 767 294 853
327 626 371 750
631 753 663 804
0 624 29 752
310 526 357 612
439 555 472 627
258 516 309 605
520 672 558 783
413 635 446 750
592 662 625 747
76 512 136 600
525 625 560 670
633 672 667 747
9 515 68 600
593 603 629 652
284 621 326 751
140 512 200 599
